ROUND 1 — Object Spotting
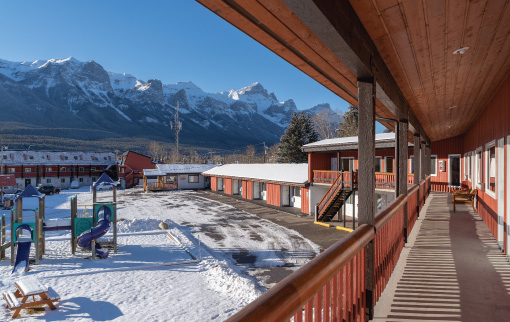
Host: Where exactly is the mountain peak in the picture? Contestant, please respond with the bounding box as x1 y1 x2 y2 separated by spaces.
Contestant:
237 82 267 96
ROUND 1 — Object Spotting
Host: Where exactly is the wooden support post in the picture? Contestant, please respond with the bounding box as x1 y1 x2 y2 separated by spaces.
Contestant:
10 208 15 266
398 120 409 242
414 134 421 217
426 145 431 193
314 204 318 222
41 197 45 254
35 208 40 265
357 77 376 320
352 191 356 230
420 141 426 183
113 186 117 254
92 188 97 260
1 214 5 260
71 196 76 255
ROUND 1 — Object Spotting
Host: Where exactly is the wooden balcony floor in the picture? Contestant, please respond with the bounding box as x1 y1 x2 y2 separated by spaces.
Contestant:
374 192 510 322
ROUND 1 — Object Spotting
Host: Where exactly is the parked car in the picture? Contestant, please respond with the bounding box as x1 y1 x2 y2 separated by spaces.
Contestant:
95 182 112 191
2 186 22 194
36 184 60 195
70 181 80 189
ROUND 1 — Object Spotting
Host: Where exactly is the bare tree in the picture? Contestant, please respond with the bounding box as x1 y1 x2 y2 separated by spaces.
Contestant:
313 110 338 140
148 141 166 161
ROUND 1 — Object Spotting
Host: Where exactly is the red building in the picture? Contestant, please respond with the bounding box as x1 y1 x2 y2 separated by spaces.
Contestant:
118 151 156 189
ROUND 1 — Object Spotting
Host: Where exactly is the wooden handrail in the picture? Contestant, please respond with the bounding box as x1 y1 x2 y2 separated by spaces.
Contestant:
313 170 342 173
407 184 419 196
225 224 375 322
374 194 407 231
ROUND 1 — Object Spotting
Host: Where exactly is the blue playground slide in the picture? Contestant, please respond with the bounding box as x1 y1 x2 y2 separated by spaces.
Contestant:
77 206 112 259
12 224 34 274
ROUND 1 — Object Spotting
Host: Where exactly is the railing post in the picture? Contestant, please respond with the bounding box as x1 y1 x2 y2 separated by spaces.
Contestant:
357 77 376 320
397 120 409 242
315 204 318 222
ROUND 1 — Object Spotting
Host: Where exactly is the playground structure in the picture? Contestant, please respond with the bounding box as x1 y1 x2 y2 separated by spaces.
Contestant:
10 185 45 273
3 173 119 272
71 173 118 259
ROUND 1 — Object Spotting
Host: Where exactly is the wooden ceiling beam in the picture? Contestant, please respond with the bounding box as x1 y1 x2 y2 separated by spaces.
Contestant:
282 0 430 143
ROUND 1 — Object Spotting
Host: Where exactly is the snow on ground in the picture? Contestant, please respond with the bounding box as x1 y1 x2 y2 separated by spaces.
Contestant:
0 187 319 321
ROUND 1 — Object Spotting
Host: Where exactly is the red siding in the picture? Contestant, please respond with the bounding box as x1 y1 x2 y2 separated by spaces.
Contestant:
210 176 217 191
242 180 248 198
124 151 155 171
267 183 281 206
246 181 253 200
224 178 232 195
462 72 510 241
430 136 465 192
308 152 336 182
301 187 310 214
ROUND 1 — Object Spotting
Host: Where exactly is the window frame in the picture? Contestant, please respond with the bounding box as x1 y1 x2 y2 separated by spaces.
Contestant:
375 156 382 173
475 146 483 188
188 174 199 183
448 154 461 187
384 156 394 173
485 140 497 198
25 168 31 173
340 157 354 172
429 155 438 176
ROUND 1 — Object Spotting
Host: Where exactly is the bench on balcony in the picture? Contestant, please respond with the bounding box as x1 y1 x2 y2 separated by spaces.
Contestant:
452 189 477 212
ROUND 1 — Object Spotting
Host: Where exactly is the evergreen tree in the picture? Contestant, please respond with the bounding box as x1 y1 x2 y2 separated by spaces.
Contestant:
337 105 359 137
278 112 319 163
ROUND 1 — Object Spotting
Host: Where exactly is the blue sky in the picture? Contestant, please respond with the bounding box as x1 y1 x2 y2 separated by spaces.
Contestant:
0 1 356 113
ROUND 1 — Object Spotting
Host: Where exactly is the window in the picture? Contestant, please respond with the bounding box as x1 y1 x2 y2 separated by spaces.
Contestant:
430 155 438 176
8 168 15 173
449 155 461 186
166 175 177 183
188 175 199 183
385 157 394 173
47 167 52 172
25 168 31 173
119 167 124 173
409 156 414 174
476 148 483 186
29 156 34 160
61 178 66 183
91 167 96 171
46 179 51 184
79 167 84 172
60 167 66 172
2 155 6 160
340 158 354 171
487 144 496 194
375 157 382 173
74 156 78 160
292 186 301 197
64 156 68 160
79 178 84 183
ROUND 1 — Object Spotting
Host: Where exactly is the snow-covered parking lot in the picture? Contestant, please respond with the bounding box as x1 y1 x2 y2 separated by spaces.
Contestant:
0 187 320 321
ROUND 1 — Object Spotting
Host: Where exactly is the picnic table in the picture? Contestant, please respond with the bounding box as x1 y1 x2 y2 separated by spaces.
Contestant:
2 276 60 318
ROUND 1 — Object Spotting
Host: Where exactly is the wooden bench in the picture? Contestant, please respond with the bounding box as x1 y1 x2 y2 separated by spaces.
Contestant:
2 276 59 318
452 189 477 212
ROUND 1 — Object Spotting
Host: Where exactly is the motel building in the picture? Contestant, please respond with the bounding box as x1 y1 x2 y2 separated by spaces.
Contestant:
0 151 115 189
143 164 219 192
196 0 510 321
203 163 310 213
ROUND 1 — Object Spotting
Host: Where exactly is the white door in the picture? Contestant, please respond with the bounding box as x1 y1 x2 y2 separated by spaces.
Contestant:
281 185 290 206
253 182 260 199
331 158 338 171
217 177 223 191
233 180 240 195
497 138 504 248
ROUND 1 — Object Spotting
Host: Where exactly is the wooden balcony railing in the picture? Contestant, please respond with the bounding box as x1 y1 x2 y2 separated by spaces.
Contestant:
315 170 415 187
146 182 177 191
226 176 432 322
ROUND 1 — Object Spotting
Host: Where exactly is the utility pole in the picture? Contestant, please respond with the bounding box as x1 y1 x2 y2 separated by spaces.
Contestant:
209 151 213 164
263 142 268 163
170 102 183 158
1 146 6 202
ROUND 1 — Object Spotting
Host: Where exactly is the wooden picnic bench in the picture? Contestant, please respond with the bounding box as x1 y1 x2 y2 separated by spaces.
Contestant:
452 188 477 212
2 276 60 318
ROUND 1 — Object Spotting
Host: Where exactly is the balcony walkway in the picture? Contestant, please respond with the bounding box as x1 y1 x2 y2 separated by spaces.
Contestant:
374 192 510 321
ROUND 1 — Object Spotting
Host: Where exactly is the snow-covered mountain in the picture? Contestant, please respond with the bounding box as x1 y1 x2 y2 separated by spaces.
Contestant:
0 57 339 149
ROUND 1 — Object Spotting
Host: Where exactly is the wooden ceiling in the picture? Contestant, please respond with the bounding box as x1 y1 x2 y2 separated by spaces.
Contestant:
196 0 510 142
350 0 510 141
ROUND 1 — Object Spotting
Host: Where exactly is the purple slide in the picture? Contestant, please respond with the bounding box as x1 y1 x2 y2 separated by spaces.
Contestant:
12 224 34 274
77 206 112 259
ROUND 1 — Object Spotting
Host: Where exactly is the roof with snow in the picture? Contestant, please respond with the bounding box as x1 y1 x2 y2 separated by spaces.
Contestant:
1 151 116 166
301 133 412 152
92 173 116 189
202 163 308 185
15 185 43 201
156 164 219 174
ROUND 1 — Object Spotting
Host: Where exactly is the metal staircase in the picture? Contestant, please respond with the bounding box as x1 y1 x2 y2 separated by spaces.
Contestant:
316 171 357 222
